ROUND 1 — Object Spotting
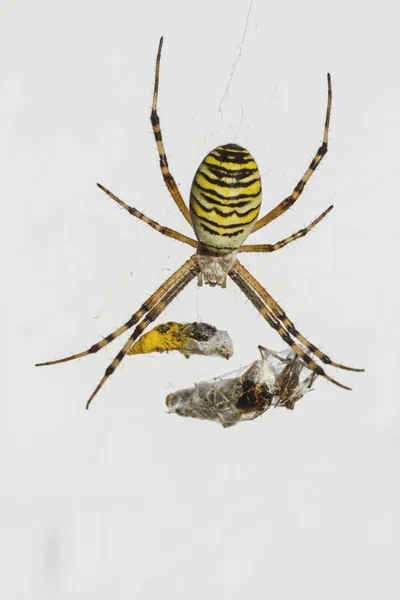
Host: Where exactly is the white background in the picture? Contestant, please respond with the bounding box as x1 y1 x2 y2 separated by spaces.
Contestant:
2 0 400 598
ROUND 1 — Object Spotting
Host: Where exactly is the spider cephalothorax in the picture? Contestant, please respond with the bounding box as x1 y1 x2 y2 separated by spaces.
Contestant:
194 251 238 287
37 37 363 408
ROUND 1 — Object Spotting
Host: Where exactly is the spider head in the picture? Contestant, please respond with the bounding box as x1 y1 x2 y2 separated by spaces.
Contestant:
195 251 238 287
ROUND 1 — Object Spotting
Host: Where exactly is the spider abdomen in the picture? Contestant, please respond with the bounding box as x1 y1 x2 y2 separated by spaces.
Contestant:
190 143 262 252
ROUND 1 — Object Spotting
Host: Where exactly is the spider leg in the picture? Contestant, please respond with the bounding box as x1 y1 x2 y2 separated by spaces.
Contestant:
85 261 198 409
36 258 198 367
239 205 333 253
252 74 332 233
229 264 352 390
97 183 197 248
233 261 364 373
150 37 192 225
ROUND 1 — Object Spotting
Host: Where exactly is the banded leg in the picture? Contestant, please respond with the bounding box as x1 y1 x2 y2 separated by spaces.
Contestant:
239 205 333 253
36 258 198 367
151 37 192 225
229 265 351 390
252 73 332 233
86 262 198 409
97 183 197 248
234 261 363 372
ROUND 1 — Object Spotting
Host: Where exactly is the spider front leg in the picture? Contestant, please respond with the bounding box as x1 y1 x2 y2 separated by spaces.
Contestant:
36 258 198 367
252 73 332 233
229 266 348 389
234 261 363 373
229 263 362 390
85 260 198 409
151 37 192 225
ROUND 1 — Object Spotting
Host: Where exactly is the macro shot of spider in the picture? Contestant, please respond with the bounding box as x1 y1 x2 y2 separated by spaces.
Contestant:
36 37 363 408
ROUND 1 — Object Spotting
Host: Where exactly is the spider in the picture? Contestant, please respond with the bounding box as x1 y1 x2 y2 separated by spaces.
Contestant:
36 37 363 408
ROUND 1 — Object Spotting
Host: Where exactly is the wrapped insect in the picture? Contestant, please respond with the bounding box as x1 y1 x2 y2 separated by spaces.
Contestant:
166 346 318 428
128 321 233 359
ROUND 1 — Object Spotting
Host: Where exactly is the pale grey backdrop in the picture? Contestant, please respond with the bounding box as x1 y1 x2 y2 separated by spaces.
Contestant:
2 0 400 598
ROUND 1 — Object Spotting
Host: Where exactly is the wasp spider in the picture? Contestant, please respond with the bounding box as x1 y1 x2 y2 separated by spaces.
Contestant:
37 38 363 408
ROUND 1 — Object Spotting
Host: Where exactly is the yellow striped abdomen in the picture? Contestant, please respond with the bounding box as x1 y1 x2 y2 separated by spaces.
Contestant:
190 144 262 253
